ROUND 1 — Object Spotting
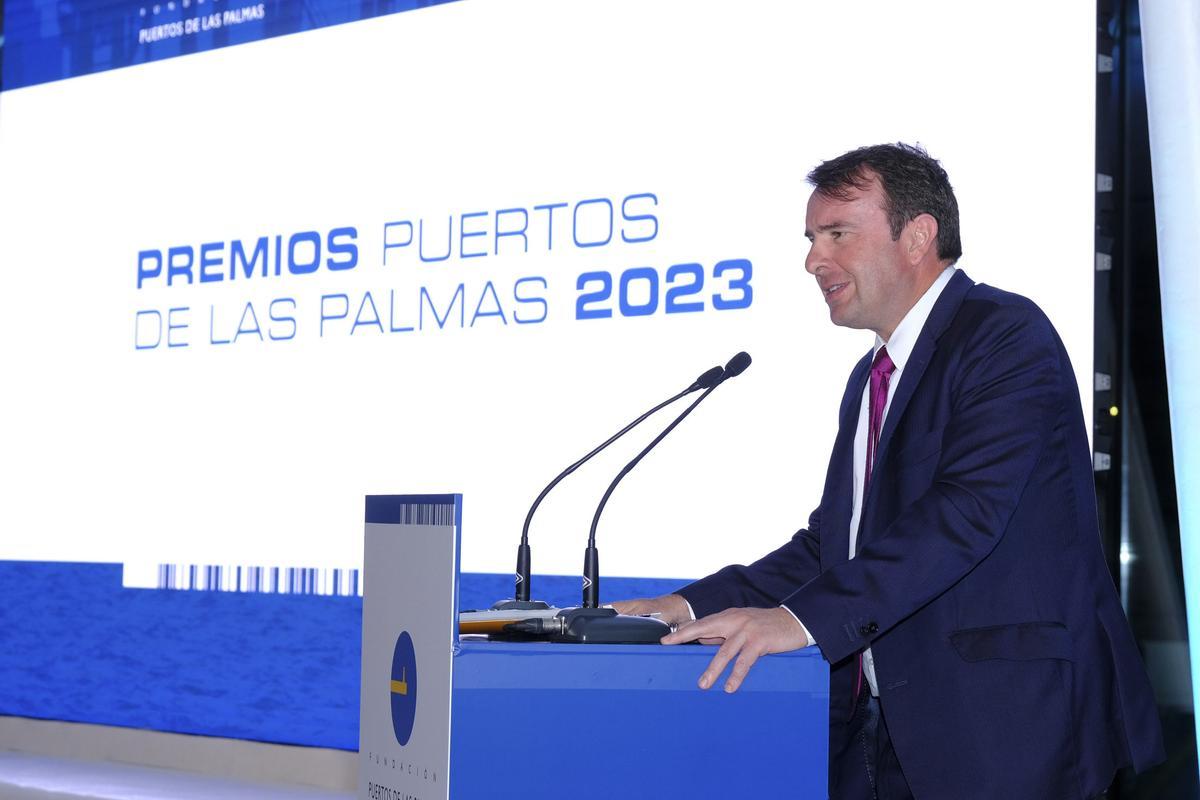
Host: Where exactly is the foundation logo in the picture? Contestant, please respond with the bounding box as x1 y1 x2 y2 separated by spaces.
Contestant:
390 631 418 746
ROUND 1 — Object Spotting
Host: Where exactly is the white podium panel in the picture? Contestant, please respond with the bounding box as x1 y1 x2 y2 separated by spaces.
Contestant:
358 496 460 800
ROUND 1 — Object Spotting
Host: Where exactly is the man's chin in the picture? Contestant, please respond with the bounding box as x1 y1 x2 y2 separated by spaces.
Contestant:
828 311 867 331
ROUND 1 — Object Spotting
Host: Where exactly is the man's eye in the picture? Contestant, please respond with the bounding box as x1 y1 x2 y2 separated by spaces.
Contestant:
830 231 843 240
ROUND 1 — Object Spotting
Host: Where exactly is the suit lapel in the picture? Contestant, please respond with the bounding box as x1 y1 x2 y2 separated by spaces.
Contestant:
822 350 872 568
863 270 975 515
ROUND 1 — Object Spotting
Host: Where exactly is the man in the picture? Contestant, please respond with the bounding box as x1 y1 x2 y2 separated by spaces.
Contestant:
614 144 1163 799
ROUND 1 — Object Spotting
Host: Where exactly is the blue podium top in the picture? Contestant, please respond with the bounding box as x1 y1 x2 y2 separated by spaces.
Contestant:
454 638 828 694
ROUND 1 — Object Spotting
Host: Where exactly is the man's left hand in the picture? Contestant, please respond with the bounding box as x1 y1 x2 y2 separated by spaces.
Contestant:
660 606 812 693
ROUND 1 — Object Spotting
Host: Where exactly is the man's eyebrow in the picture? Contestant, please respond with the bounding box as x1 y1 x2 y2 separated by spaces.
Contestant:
804 221 853 239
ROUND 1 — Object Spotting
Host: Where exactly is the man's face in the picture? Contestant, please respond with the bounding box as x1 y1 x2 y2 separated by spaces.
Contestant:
804 175 912 338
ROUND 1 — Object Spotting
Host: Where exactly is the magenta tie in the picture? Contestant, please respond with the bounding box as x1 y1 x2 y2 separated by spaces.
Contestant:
856 346 896 703
864 346 897 498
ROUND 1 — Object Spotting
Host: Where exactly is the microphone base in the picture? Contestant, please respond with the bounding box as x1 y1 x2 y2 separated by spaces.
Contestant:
550 607 670 644
491 598 554 611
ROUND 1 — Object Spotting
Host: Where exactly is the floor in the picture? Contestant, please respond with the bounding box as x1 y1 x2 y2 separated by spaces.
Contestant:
0 753 353 800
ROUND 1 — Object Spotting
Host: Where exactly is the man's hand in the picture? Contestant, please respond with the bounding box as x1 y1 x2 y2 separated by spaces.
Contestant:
610 594 693 627
660 607 811 693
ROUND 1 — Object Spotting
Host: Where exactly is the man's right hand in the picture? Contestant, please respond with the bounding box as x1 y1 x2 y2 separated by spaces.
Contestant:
610 594 693 627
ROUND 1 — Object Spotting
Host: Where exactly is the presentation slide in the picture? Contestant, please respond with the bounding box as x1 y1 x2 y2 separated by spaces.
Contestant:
0 0 1095 591
0 0 1101 752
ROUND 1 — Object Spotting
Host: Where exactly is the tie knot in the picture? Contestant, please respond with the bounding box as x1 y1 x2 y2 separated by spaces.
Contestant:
871 346 895 377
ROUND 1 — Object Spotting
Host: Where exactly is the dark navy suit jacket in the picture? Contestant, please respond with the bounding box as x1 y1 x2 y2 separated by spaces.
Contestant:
679 270 1163 799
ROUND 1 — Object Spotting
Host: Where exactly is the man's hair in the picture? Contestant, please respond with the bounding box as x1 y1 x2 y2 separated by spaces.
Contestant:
807 143 962 263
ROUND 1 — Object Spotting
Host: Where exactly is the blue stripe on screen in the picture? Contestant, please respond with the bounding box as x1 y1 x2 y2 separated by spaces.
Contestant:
0 561 691 750
1 0 463 92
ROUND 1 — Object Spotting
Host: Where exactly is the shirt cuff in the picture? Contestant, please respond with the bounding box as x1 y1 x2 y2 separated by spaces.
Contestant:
680 596 697 622
779 604 815 648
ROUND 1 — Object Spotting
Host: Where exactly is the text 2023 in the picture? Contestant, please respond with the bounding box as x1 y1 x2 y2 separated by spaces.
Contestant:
575 260 752 319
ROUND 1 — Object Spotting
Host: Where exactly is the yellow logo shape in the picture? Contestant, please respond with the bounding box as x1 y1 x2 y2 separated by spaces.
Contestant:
390 667 409 696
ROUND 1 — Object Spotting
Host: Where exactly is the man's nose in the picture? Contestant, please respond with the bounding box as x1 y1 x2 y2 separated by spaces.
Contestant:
804 242 823 275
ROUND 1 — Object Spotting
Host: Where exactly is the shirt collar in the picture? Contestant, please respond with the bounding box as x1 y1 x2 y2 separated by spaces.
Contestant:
874 266 956 370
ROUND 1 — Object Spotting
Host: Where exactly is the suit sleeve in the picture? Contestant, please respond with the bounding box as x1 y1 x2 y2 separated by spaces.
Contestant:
782 303 1064 665
676 506 822 619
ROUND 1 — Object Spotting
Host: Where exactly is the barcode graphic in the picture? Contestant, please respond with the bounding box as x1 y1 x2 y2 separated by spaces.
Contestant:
151 564 362 596
390 502 457 526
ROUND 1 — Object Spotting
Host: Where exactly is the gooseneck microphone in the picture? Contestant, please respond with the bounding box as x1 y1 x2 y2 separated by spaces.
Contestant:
582 351 752 609
498 363 725 609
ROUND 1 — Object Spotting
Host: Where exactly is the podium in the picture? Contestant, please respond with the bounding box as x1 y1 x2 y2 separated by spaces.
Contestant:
359 494 829 800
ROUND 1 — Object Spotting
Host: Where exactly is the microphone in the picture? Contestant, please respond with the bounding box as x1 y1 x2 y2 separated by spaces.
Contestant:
494 362 725 610
582 351 752 609
724 350 752 379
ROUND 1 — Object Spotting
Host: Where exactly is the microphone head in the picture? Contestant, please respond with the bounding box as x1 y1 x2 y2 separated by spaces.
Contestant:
723 351 752 379
693 365 725 390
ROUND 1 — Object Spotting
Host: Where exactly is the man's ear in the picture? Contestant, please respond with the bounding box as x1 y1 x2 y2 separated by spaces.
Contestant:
905 214 939 265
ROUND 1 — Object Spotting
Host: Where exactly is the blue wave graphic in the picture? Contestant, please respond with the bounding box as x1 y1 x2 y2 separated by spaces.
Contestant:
0 561 686 749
